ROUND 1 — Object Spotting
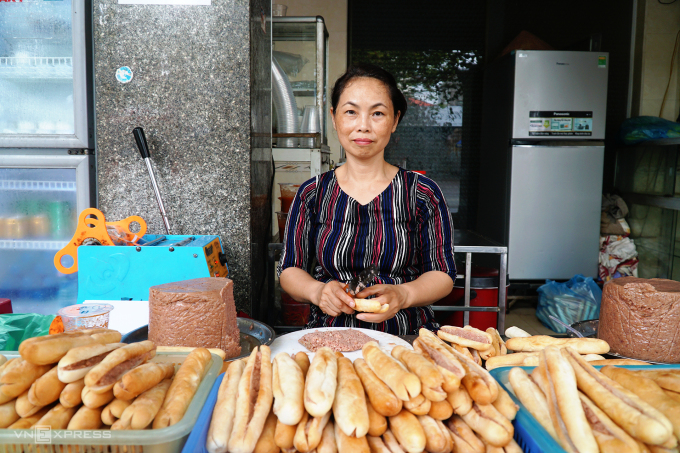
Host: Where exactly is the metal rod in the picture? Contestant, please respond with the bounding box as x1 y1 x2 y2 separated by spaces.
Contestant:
142 235 166 247
464 253 472 326
168 236 195 247
143 158 171 234
498 251 508 334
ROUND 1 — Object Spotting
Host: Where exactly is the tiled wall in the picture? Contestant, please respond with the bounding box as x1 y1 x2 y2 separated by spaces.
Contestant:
639 0 680 119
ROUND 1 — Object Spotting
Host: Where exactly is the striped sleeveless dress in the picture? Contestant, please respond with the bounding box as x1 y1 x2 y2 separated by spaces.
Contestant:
277 167 456 335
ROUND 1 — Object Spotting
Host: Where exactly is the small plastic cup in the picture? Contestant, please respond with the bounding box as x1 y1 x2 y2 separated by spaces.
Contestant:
57 303 114 331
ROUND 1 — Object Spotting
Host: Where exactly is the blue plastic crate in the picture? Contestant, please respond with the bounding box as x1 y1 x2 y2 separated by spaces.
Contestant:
491 364 680 453
182 372 225 453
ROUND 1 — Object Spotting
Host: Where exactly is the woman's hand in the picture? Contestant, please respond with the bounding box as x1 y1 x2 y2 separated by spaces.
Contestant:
311 281 356 317
353 284 411 323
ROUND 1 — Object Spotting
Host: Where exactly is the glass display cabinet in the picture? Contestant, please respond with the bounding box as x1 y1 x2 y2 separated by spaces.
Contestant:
271 16 330 176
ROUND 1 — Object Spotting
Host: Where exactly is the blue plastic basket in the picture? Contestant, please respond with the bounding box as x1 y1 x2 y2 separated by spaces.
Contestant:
491 364 680 453
182 372 225 453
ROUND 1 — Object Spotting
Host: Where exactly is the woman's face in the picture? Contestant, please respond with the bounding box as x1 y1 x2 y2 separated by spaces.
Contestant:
331 77 400 161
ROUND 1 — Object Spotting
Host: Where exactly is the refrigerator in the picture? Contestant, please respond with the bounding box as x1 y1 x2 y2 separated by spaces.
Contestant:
477 51 608 280
0 0 95 315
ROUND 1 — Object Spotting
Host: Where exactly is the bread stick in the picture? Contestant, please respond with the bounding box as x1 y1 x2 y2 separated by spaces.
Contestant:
273 352 305 426
206 358 246 453
115 379 171 430
333 356 369 437
304 347 337 417
354 358 402 417
363 341 420 401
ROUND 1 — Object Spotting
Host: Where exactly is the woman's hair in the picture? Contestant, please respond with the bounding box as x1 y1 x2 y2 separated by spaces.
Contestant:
331 63 407 124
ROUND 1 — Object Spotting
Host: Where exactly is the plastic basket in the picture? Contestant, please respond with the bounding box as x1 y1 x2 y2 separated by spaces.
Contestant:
490 364 680 453
0 350 223 453
182 372 224 453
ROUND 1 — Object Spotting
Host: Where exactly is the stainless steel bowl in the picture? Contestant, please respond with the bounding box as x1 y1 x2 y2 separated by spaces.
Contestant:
121 318 275 361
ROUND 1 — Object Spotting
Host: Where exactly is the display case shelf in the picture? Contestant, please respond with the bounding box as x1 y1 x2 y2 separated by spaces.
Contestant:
0 57 73 80
0 240 68 251
1 180 76 192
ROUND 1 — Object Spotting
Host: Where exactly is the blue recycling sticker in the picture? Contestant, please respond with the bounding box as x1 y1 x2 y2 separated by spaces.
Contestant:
115 66 133 83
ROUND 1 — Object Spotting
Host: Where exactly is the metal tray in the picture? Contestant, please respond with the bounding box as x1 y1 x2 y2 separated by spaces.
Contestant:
121 318 275 361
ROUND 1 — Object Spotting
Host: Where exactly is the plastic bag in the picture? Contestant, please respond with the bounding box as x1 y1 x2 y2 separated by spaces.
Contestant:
0 313 55 351
619 116 680 145
536 274 602 333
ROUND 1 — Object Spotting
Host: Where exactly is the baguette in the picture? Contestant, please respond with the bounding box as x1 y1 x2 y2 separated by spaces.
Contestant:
539 346 598 453
294 352 310 377
446 385 473 416
403 393 431 415
563 347 673 446
417 414 453 453
488 328 506 356
366 399 387 437
439 335 499 405
33 403 77 429
334 418 369 453
16 390 44 418
363 342 420 401
57 343 124 383
228 346 274 453
114 379 171 430
0 399 19 428
354 358 402 417
601 366 680 440
28 366 67 407
506 335 610 354
154 347 212 429
492 385 518 421
8 406 50 429
389 409 426 453
446 415 485 453
81 386 114 409
67 405 103 430
293 410 331 453
507 367 555 437
59 378 85 408
414 330 465 393
504 326 531 338
101 398 131 426
587 359 651 366
254 409 279 453
485 352 538 370
383 429 408 453
273 352 305 426
578 391 640 453
317 419 337 453
428 398 454 420
155 346 226 360
367 435 398 453
19 329 121 366
0 359 51 401
304 347 337 417
453 344 476 363
113 362 175 401
333 356 369 437
85 340 156 393
206 358 246 453
275 419 297 450
392 345 446 402
634 370 680 392
461 402 514 448
438 326 493 351
353 298 389 313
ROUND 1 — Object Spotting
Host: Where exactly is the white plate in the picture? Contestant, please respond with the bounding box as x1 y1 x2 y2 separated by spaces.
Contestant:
269 327 412 362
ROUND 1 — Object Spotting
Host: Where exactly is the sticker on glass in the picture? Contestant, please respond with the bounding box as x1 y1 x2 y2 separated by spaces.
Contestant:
116 66 133 83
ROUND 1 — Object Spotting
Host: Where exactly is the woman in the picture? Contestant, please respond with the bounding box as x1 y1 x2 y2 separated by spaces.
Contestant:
278 63 456 335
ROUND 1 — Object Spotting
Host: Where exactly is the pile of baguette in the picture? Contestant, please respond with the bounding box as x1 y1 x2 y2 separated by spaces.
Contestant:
0 328 212 433
508 345 680 453
485 327 651 370
207 327 521 453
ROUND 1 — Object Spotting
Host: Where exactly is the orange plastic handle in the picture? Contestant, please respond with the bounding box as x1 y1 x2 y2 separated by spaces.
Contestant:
107 216 147 243
54 208 114 274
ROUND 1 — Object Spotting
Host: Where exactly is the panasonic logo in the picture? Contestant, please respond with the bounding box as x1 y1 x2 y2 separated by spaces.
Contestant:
553 112 570 116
